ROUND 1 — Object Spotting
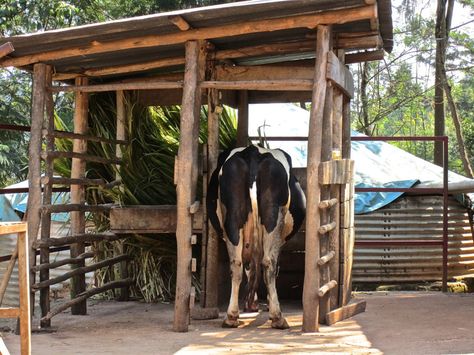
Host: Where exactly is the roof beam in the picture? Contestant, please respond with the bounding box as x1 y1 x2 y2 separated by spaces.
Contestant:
1 4 376 68
344 49 384 64
0 42 14 59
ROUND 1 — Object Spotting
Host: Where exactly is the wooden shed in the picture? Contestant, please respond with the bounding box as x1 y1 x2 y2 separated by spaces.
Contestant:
0 0 393 332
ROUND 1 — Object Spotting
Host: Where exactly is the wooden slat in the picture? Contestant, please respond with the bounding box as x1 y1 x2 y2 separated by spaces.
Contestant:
325 300 366 325
42 176 106 186
317 251 336 266
17 230 31 355
1 5 377 68
191 258 197 272
41 203 115 213
319 159 354 185
319 198 338 209
44 129 128 145
318 280 338 297
33 233 122 248
32 254 130 290
0 222 27 235
41 278 133 322
0 246 17 305
50 80 183 93
236 90 249 146
345 49 384 64
200 79 313 91
32 252 94 272
326 51 354 98
0 307 20 318
216 65 314 82
319 221 337 235
42 150 122 165
336 34 382 50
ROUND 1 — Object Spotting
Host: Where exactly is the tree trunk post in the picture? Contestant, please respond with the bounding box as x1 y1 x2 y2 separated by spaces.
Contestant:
302 25 330 333
174 40 203 332
236 90 249 147
28 63 48 318
39 65 54 328
70 76 89 315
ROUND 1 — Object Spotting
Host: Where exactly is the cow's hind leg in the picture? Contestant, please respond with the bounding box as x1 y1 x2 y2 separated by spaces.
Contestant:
223 239 243 328
262 233 289 330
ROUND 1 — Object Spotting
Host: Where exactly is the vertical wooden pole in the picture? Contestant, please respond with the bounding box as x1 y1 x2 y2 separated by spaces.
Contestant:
319 80 333 324
39 65 54 328
204 86 220 309
330 49 345 310
116 90 129 301
340 87 354 306
28 63 47 317
236 90 249 147
18 230 31 355
70 76 88 315
174 40 202 332
302 25 330 333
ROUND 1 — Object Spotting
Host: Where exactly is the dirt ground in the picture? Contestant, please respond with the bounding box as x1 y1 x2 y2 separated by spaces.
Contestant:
2 291 474 354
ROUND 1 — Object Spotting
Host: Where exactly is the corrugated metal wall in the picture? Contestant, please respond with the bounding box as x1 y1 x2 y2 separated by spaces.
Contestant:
354 195 474 282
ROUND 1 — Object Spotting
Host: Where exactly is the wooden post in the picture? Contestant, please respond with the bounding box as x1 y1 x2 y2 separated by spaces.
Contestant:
340 82 354 307
174 40 203 332
204 86 220 310
319 80 333 324
18 229 31 355
116 90 129 301
302 25 330 333
70 76 89 315
236 90 249 147
28 63 47 317
39 65 54 328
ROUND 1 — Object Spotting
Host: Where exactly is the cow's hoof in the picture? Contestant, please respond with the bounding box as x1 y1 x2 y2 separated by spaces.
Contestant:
271 317 290 330
222 317 240 328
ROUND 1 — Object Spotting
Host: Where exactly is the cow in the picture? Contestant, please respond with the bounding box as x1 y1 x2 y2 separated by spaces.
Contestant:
207 145 306 329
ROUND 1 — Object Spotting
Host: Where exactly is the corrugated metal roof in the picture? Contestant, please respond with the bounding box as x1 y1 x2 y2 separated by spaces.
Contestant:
0 0 393 82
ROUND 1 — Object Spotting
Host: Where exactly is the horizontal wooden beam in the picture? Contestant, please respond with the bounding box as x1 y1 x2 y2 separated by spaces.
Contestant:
40 203 116 214
44 129 128 145
50 80 183 93
0 307 20 318
42 151 122 165
344 49 384 64
42 176 105 186
33 232 121 248
325 300 367 325
0 42 14 59
216 64 314 82
41 278 133 322
201 79 313 91
31 252 94 272
336 34 382 50
32 254 130 290
2 5 376 68
0 222 27 236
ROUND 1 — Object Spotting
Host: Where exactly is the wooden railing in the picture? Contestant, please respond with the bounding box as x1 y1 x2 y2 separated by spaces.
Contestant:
0 222 30 355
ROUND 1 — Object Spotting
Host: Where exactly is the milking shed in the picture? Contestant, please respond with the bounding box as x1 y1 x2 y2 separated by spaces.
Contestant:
0 0 393 335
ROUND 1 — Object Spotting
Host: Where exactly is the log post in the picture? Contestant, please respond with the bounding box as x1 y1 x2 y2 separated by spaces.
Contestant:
236 90 249 147
204 82 220 309
319 80 333 324
70 76 89 315
174 40 203 332
28 63 48 317
115 90 129 301
330 50 344 310
39 65 54 328
302 25 330 333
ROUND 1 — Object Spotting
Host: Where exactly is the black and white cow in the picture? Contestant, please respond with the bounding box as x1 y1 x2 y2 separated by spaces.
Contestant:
207 145 306 329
